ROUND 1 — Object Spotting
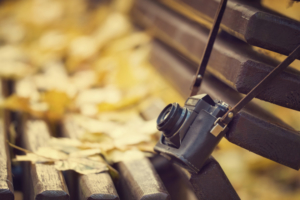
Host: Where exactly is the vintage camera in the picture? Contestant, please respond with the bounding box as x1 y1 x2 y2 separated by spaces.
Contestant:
154 94 229 173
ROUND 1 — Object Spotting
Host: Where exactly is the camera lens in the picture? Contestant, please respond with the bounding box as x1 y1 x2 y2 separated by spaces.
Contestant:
157 103 189 138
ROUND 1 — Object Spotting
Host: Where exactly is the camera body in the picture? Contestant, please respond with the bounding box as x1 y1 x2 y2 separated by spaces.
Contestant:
154 94 229 173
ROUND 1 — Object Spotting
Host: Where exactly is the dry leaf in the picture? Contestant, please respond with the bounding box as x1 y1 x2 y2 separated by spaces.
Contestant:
79 133 115 152
41 90 71 122
55 157 108 175
106 149 146 163
12 139 109 175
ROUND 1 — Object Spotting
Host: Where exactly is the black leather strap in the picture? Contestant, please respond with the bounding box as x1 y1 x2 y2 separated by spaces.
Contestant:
190 0 228 96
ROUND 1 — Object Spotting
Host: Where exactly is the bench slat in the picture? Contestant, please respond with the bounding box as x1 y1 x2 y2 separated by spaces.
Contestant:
151 155 205 200
116 158 170 200
133 0 300 111
61 115 119 200
0 120 14 200
79 173 118 200
21 119 69 200
177 157 240 200
159 0 300 57
150 40 300 170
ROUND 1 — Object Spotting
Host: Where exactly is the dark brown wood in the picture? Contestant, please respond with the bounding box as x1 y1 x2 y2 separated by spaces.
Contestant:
222 44 300 124
61 115 120 200
87 0 111 10
21 119 69 200
0 119 14 200
159 0 300 57
227 112 300 170
177 157 240 200
0 79 14 200
149 40 300 170
133 0 300 111
150 156 198 200
1 79 14 98
115 158 170 200
1 79 15 154
78 173 119 200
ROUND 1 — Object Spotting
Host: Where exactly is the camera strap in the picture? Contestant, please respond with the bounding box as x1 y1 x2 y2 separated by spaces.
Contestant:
189 0 300 132
190 0 228 96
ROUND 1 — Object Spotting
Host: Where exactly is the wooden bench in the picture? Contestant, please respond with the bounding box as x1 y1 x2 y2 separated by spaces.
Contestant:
158 0 300 57
1 1 299 199
150 40 300 170
133 0 300 111
0 79 14 200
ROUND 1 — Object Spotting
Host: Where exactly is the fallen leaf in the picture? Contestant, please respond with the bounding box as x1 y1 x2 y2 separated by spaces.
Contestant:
55 157 108 175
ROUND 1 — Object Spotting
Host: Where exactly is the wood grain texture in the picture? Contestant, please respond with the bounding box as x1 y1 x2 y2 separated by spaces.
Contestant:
61 115 119 200
227 112 300 170
149 40 300 170
0 120 14 200
115 158 170 200
22 119 69 200
160 0 300 57
133 0 300 111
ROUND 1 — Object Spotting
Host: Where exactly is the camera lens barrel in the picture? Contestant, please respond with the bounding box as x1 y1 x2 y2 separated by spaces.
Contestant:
157 103 189 138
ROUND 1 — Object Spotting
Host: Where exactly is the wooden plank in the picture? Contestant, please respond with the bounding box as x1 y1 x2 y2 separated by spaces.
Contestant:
159 0 300 57
111 101 169 200
227 112 300 170
177 157 240 200
61 115 120 200
0 119 14 200
0 79 14 200
21 119 69 200
87 0 111 10
133 0 300 111
78 173 118 200
150 156 198 200
1 79 15 149
115 158 170 200
149 40 300 170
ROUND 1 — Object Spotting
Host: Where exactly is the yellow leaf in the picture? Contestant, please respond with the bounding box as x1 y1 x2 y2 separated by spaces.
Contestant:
106 149 146 163
80 133 115 152
0 95 30 112
104 32 151 54
98 89 148 112
41 90 71 122
55 157 108 175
